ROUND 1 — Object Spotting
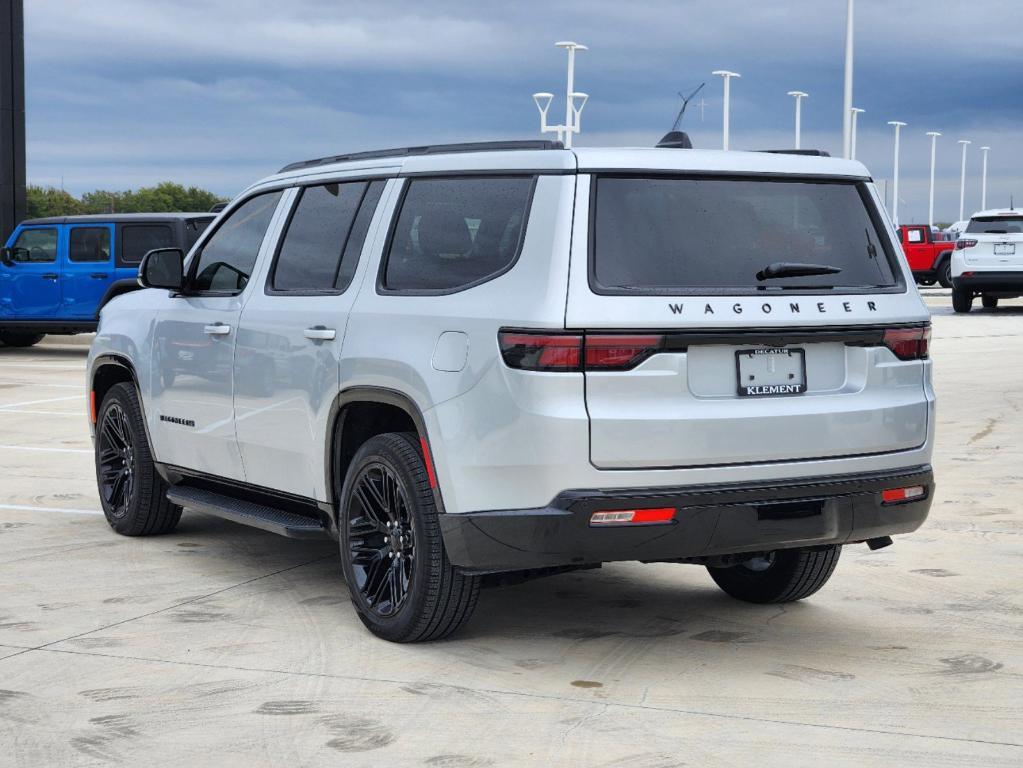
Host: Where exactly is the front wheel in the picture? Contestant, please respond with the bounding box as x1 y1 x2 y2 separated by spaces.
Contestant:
982 295 999 309
339 432 480 642
952 286 973 313
707 546 841 604
0 331 45 348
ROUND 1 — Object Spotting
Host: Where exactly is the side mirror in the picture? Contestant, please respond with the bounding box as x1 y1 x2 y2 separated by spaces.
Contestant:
138 248 185 291
0 247 11 266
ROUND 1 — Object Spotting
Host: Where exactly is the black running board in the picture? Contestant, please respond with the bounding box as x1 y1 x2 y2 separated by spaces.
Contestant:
167 486 329 539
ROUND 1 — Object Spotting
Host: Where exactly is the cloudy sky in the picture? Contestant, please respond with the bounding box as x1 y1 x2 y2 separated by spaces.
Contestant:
25 0 1022 223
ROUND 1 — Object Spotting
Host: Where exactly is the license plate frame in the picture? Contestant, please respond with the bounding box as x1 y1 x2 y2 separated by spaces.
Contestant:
994 243 1016 256
736 347 807 397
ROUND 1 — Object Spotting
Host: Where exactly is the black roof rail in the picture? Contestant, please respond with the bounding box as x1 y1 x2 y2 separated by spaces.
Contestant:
759 149 832 157
278 140 565 173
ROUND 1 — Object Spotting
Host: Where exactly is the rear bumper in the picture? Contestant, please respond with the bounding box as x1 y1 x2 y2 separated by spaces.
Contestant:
953 271 1023 293
439 466 933 574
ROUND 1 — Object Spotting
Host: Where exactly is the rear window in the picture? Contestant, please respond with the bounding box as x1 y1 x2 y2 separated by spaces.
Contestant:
966 216 1023 234
382 176 534 293
121 224 174 263
591 176 899 294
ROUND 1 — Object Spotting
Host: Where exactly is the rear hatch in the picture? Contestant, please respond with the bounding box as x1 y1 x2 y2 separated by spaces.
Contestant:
567 172 930 470
961 214 1023 270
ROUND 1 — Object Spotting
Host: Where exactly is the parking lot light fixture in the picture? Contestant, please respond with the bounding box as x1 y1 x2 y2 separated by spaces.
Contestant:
888 121 907 226
788 91 809 149
958 140 971 221
926 132 941 227
713 70 741 150
980 146 991 210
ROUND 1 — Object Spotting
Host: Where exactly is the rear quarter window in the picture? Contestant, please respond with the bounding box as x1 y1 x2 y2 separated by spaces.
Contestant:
381 176 535 293
591 176 900 295
121 224 174 264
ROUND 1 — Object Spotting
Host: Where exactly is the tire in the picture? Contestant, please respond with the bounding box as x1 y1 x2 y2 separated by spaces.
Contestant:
982 295 999 309
95 382 181 536
0 331 45 348
707 546 841 604
937 258 953 289
338 432 480 642
952 286 973 313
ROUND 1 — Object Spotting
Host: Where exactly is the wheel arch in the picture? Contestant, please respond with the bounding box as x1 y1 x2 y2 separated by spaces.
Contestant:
90 355 157 455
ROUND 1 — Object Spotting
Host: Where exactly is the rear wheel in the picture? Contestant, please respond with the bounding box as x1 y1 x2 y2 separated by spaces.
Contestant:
707 546 841 604
339 432 480 642
952 286 973 313
937 259 953 289
0 331 45 348
95 382 181 535
982 295 999 309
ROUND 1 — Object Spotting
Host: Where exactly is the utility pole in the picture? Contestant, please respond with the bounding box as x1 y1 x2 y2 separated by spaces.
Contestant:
888 121 906 226
712 70 740 150
842 0 855 158
0 0 26 240
926 131 941 228
980 146 990 210
850 107 865 160
788 91 808 149
958 139 971 221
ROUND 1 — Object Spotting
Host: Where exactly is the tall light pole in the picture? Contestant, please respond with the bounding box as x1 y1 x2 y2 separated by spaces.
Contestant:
926 132 941 227
850 108 865 160
980 146 990 210
712 70 740 150
788 91 808 149
842 0 855 158
888 121 907 226
533 42 589 149
958 139 971 221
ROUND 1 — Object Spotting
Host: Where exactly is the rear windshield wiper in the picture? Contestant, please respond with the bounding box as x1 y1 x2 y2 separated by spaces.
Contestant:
756 262 843 281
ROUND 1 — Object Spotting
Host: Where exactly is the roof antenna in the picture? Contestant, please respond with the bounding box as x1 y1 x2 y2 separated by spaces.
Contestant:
657 82 703 149
533 41 588 149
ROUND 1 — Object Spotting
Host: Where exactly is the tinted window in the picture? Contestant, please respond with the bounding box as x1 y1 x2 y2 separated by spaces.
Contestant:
184 217 214 249
967 216 1023 234
592 177 898 292
192 191 282 292
271 181 379 293
69 227 111 263
383 177 534 292
122 224 174 263
10 228 57 262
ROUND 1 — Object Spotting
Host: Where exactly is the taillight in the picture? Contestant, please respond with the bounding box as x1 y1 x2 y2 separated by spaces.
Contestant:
883 325 930 360
955 238 978 250
498 331 665 371
590 507 676 526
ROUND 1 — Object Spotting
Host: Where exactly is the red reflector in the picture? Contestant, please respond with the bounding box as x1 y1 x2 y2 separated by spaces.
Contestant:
419 436 438 489
584 334 665 370
883 325 930 361
89 391 97 424
590 507 675 526
882 485 925 504
498 332 582 371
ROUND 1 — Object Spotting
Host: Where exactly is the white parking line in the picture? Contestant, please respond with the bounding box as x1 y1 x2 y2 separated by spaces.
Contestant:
0 503 102 516
0 382 83 390
0 409 82 417
0 444 91 454
0 363 84 371
0 395 84 408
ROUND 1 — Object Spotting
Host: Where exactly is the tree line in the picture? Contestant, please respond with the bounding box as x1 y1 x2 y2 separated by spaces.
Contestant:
27 182 227 218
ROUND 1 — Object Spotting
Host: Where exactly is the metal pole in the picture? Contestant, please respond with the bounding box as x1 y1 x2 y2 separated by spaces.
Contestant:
788 91 808 149
926 132 941 228
980 146 990 210
842 0 855 158
713 71 740 150
850 108 864 160
888 121 906 226
0 0 26 240
958 139 971 221
565 46 576 148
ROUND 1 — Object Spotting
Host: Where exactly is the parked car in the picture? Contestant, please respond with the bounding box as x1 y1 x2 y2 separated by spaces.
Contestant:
944 220 969 241
897 224 954 287
951 208 1023 313
0 213 214 347
87 139 935 642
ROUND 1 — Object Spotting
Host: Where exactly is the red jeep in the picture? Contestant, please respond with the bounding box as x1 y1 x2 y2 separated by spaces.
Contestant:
897 225 954 287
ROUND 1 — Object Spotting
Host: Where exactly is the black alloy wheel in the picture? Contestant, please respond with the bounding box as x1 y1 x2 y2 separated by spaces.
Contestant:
98 402 137 519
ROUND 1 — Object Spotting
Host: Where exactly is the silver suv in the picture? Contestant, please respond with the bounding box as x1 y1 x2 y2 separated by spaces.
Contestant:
87 140 935 642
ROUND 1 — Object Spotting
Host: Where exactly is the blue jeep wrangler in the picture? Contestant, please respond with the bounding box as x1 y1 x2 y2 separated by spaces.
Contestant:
0 213 214 346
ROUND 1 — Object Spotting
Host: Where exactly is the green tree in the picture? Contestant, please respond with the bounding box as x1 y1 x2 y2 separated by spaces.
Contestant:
27 182 227 217
26 185 85 217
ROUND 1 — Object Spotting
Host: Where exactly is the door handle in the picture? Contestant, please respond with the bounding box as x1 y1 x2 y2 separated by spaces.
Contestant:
90 273 109 279
203 323 232 336
41 273 58 280
303 326 336 341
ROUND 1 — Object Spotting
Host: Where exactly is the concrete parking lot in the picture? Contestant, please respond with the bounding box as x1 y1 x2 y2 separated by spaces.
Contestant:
0 292 1020 767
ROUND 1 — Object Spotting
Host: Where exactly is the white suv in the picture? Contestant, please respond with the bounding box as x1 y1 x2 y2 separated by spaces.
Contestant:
87 140 935 642
951 208 1023 312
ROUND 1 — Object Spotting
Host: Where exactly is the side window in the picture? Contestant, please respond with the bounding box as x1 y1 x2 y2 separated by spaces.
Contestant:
69 227 111 262
121 224 173 264
10 228 58 262
191 191 283 293
270 180 384 293
906 228 924 243
184 217 214 250
382 176 534 292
